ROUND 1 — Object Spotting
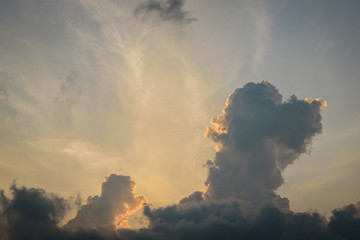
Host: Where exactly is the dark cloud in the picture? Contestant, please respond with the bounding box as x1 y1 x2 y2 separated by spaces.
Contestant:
178 191 204 204
0 182 70 240
328 202 360 240
134 0 196 25
140 201 360 240
142 202 287 240
203 81 326 211
0 176 146 240
0 181 359 240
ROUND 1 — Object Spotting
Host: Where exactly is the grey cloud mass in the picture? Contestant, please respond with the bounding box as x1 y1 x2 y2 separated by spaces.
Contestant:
134 0 196 24
143 201 354 240
0 183 70 240
203 81 325 210
0 183 359 239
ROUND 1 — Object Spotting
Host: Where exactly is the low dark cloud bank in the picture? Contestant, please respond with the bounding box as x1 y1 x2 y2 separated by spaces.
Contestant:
1 82 359 240
134 0 196 24
1 185 359 240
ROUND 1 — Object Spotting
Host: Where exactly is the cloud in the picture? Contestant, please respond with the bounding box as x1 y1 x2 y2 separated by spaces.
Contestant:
328 202 360 240
0 175 147 239
0 180 359 239
139 200 360 240
65 174 147 231
142 202 289 240
0 182 70 240
134 0 196 25
202 81 326 211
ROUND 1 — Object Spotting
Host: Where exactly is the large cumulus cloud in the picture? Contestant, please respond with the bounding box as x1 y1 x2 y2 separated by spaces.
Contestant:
203 81 326 211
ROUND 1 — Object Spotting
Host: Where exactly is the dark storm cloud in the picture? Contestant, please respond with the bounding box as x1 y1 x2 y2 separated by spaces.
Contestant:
203 81 326 211
134 0 196 24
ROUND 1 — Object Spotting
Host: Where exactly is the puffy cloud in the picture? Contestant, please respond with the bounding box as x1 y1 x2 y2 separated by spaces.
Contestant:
0 175 148 239
65 174 147 231
134 0 196 25
202 81 326 210
328 202 360 240
140 201 360 240
0 183 70 239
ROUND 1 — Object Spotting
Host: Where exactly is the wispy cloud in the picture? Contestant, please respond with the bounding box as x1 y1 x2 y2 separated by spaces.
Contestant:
134 0 196 25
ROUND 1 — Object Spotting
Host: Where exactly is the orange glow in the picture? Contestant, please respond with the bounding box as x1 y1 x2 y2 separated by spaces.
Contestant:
214 143 223 152
304 98 327 111
113 197 148 229
202 183 210 199
210 115 227 133
113 203 131 229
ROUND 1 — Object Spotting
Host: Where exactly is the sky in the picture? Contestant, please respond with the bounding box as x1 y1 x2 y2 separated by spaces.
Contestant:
0 0 360 239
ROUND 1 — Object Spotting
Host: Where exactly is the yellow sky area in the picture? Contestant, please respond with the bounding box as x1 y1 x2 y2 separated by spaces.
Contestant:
0 31 217 212
123 40 214 205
